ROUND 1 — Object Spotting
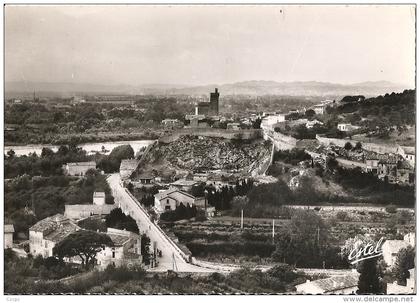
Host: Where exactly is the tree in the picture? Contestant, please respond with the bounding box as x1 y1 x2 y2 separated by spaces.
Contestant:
105 208 139 234
393 246 415 285
6 149 15 159
247 181 293 206
141 234 151 265
354 142 362 150
252 117 262 129
357 258 383 294
344 142 353 151
272 210 329 267
53 230 113 269
305 109 316 118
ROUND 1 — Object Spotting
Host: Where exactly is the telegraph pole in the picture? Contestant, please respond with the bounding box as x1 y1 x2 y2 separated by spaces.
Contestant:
272 219 275 240
240 209 244 230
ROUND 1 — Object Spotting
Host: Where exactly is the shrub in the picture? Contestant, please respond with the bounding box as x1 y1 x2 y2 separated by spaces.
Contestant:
385 205 397 214
336 211 349 221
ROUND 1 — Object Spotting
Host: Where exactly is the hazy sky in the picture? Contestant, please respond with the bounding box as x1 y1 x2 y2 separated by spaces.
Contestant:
5 5 416 87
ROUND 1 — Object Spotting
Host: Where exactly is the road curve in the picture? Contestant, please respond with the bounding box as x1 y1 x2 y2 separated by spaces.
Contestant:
107 173 214 273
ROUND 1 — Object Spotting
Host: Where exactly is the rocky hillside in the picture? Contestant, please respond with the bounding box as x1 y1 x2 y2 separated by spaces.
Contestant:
142 135 272 174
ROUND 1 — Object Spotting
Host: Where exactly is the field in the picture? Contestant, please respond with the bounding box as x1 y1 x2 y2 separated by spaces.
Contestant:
160 207 415 266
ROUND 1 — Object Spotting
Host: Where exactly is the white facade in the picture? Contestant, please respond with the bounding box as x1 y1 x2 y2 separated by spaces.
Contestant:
4 224 14 248
96 228 142 269
154 188 196 212
261 114 286 130
29 214 80 258
397 146 415 168
93 192 106 205
337 123 360 132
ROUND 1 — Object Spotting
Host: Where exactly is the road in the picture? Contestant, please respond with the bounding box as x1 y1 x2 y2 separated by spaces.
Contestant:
107 173 356 277
107 173 214 273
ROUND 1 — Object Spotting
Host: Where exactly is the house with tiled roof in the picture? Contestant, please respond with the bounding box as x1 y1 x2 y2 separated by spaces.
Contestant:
154 188 197 212
96 228 142 269
29 214 80 257
296 274 359 294
397 146 415 168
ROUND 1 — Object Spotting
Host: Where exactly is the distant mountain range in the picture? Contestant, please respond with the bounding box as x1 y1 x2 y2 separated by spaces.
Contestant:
5 80 411 99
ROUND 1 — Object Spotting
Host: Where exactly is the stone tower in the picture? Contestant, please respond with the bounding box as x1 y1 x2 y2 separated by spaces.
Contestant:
209 88 219 115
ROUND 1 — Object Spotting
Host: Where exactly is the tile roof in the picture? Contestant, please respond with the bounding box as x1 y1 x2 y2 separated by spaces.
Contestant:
171 179 199 186
107 233 132 246
155 188 195 201
401 146 415 155
311 274 359 292
67 161 96 167
30 214 80 243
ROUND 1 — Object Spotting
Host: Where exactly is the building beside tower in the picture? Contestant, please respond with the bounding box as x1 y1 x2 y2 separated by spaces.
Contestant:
195 88 219 116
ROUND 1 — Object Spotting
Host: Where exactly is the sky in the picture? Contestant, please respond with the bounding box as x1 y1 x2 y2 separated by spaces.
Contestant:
5 5 416 87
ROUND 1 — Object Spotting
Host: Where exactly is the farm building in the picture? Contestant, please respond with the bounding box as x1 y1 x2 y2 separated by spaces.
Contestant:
154 188 197 212
96 228 142 269
64 204 116 220
29 214 80 258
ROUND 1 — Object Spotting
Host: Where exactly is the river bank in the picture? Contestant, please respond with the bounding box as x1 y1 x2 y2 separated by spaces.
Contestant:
4 139 155 156
4 129 163 147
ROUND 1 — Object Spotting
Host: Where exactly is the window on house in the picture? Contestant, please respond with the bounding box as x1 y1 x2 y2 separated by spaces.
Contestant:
112 251 115 258
167 199 169 204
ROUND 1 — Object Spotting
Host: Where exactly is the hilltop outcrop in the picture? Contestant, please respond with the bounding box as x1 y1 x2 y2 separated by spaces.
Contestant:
142 135 272 174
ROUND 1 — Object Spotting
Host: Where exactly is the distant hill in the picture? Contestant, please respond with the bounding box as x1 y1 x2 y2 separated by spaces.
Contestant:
5 80 410 98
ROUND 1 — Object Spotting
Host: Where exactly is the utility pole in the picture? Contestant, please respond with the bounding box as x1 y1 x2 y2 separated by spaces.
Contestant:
317 226 320 245
240 209 244 230
172 252 178 272
272 219 275 240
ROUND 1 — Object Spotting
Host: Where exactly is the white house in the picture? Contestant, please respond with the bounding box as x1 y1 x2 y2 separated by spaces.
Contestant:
295 274 359 294
93 192 106 205
337 123 360 132
312 104 328 115
306 119 324 129
4 224 14 248
96 228 142 269
261 114 286 130
397 146 415 168
29 214 80 257
154 188 197 212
